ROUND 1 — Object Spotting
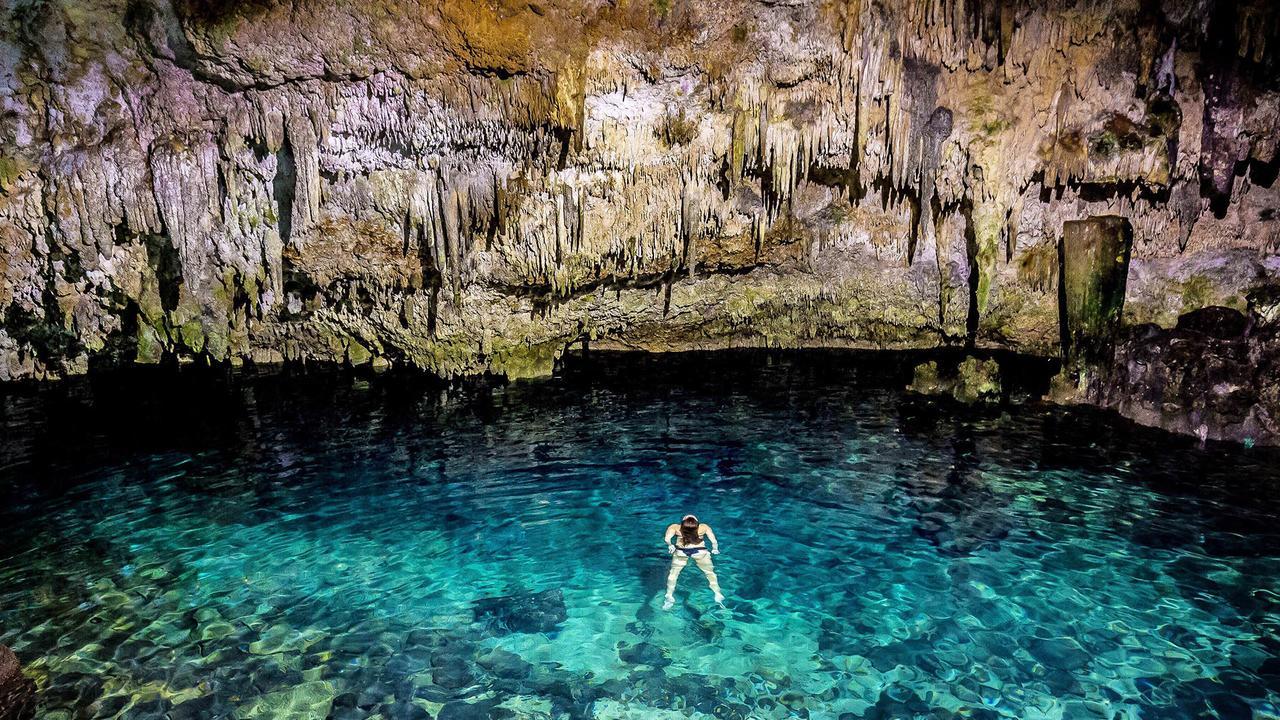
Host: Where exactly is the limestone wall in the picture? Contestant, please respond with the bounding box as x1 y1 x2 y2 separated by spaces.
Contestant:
1 0 1277 383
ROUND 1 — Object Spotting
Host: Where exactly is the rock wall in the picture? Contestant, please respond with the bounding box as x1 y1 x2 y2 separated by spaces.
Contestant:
1 0 1278 432
1098 307 1280 445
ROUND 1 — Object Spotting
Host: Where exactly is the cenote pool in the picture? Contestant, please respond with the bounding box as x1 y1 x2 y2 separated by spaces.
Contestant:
1 351 1279 719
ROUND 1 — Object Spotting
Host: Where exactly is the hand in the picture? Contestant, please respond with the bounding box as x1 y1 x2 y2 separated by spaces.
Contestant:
712 548 720 555
667 545 676 555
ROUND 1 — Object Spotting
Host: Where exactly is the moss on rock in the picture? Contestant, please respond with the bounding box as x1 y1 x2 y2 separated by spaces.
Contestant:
908 356 1001 404
953 356 1001 404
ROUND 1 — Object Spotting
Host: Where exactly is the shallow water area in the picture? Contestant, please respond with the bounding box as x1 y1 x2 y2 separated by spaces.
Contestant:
2 351 1280 719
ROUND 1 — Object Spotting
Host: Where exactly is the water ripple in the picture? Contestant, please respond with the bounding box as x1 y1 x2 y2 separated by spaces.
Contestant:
1 361 1279 719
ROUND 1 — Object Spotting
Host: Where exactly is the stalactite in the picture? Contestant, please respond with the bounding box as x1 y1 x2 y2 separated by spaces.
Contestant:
2 0 1278 383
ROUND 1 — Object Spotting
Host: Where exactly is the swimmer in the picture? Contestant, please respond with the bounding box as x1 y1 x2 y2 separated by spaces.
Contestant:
663 514 723 610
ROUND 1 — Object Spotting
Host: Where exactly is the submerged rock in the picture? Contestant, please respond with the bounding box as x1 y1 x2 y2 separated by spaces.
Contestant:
436 698 502 720
1027 636 1093 672
473 588 567 635
617 641 671 668
476 648 533 680
0 645 35 720
430 657 474 690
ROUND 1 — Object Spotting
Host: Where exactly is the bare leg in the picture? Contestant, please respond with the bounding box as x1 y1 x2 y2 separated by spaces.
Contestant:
664 554 688 609
693 553 724 603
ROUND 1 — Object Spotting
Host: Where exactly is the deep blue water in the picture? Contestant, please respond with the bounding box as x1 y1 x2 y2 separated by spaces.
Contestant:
1 352 1279 720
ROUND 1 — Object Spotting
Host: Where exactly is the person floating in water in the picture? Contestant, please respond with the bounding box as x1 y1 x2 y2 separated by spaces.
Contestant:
663 514 723 609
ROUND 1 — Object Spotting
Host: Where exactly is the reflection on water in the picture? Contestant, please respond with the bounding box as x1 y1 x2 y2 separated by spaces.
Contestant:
1 351 1279 719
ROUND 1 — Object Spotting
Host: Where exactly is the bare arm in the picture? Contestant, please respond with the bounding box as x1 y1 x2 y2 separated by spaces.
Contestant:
663 524 679 551
701 524 719 553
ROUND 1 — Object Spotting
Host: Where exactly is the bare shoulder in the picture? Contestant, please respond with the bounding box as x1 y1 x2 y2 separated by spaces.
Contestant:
666 523 679 532
699 523 713 534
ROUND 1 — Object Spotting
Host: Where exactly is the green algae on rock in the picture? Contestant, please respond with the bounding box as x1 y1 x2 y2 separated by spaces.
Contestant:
1061 215 1133 371
908 355 1002 404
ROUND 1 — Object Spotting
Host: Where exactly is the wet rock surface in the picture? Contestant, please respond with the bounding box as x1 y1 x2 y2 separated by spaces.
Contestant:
1097 313 1280 445
0 645 35 720
1174 305 1250 339
1061 216 1132 369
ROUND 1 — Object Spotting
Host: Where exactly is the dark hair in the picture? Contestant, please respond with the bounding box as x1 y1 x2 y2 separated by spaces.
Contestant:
679 516 700 545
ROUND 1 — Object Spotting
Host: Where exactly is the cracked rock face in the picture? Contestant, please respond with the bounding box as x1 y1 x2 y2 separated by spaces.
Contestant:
1097 310 1280 446
2 1 1278 416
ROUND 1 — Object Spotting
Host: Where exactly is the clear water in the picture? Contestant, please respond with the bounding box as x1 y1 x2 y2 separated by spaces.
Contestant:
2 352 1279 720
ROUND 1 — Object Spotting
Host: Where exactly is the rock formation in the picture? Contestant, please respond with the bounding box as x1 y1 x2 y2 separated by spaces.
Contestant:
909 356 1002 404
1092 307 1280 444
1061 216 1132 371
0 645 35 720
1 1 1277 440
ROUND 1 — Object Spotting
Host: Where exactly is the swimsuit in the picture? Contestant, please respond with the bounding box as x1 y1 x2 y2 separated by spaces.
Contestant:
677 545 706 557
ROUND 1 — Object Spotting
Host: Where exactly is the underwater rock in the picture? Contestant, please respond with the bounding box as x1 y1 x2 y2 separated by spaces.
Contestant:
592 698 718 720
472 588 567 635
436 698 502 720
0 645 35 720
377 700 433 720
861 685 934 720
617 641 671 668
1027 636 1093 672
429 656 474 690
427 655 473 691
385 647 433 679
476 648 533 680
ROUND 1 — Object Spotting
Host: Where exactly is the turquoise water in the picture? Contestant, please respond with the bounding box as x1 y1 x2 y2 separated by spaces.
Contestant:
2 353 1279 719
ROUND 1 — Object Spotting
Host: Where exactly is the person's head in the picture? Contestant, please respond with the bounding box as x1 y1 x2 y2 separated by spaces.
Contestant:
680 514 700 545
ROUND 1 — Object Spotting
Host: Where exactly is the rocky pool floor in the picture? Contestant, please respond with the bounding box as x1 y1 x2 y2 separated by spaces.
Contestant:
1 352 1279 719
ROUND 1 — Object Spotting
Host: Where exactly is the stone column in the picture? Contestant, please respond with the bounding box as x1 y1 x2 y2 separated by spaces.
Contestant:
0 645 35 719
1060 216 1132 370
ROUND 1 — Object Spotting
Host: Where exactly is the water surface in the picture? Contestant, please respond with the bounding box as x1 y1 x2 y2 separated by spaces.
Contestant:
2 352 1279 719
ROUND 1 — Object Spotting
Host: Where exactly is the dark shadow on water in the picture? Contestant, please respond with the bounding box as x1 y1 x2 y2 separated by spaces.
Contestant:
4 348 1280 536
